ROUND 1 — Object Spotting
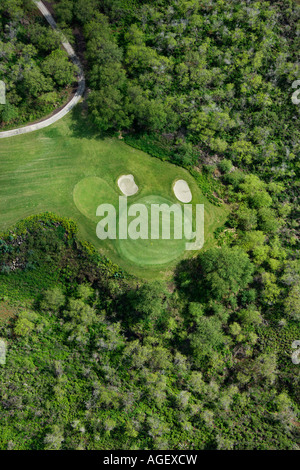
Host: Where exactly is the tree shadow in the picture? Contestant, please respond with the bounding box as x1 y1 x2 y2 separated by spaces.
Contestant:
174 256 204 302
68 103 118 141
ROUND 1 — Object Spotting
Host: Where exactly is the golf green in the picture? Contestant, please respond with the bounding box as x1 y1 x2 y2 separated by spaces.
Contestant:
117 195 189 266
0 110 229 278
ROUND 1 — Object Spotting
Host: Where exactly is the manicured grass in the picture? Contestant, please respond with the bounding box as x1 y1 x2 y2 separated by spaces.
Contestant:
0 108 229 278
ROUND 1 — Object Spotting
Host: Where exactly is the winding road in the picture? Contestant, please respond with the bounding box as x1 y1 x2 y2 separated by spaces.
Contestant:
0 0 85 139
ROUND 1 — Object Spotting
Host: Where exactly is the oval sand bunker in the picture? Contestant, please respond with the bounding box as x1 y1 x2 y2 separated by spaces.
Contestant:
118 174 139 196
173 179 192 203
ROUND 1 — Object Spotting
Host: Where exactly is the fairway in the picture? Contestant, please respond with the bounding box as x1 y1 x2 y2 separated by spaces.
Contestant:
0 110 228 278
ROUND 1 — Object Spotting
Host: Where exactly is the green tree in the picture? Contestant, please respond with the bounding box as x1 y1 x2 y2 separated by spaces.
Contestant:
189 316 226 361
44 425 64 450
127 282 167 321
42 50 76 87
41 287 65 312
284 284 300 321
22 66 53 98
198 246 254 301
88 87 130 132
14 317 34 337
235 205 258 231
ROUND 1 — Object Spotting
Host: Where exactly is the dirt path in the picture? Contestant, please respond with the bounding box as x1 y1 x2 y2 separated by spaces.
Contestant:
0 0 85 139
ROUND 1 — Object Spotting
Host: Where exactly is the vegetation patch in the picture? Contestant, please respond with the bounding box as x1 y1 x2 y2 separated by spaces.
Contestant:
0 301 18 323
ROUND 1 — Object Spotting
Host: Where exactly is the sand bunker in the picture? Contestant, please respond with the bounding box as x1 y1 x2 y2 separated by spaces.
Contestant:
173 179 192 203
118 174 139 196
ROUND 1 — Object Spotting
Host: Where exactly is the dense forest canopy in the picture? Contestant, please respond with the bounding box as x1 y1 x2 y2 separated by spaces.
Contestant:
0 0 76 127
73 0 300 176
0 0 299 451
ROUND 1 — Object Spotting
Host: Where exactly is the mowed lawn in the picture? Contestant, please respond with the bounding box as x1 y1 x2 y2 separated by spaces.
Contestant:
0 111 229 278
